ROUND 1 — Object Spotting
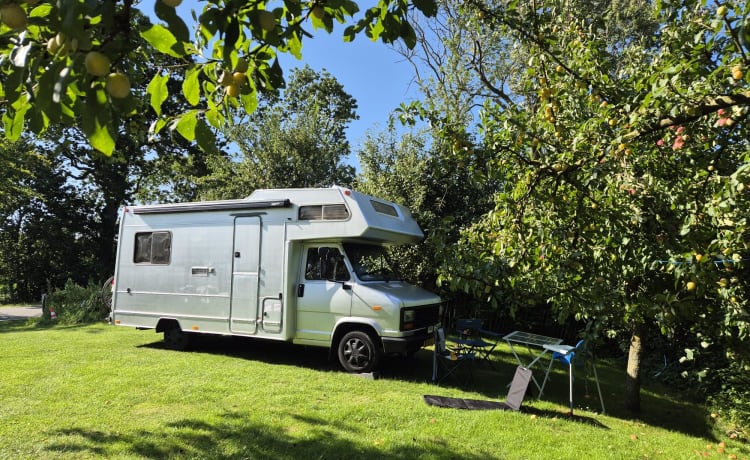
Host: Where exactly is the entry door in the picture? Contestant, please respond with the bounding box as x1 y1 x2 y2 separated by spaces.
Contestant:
230 216 261 334
295 246 353 343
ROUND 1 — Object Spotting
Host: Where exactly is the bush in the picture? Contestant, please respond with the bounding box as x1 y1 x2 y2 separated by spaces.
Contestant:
708 364 750 442
43 279 111 324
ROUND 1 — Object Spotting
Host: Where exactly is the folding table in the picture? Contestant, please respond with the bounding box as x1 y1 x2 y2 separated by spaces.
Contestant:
502 330 563 393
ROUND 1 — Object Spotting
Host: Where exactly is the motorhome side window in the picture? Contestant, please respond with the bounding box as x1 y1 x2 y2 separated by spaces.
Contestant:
305 247 350 281
133 231 172 265
298 204 350 221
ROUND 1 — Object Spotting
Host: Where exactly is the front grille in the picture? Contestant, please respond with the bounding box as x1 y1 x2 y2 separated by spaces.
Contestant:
401 303 441 331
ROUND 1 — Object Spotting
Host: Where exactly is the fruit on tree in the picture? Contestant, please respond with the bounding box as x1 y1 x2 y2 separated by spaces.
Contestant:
161 0 182 7
1 3 27 30
84 51 111 77
106 73 131 99
225 84 240 98
717 5 728 18
232 71 246 86
733 64 744 79
687 281 696 291
219 71 233 86
258 10 275 32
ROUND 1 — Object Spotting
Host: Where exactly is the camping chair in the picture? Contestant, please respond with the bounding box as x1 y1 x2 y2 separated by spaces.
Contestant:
432 327 475 386
454 318 503 368
539 339 605 415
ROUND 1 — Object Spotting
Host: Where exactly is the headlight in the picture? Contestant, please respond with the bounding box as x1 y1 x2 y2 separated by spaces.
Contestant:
403 309 416 322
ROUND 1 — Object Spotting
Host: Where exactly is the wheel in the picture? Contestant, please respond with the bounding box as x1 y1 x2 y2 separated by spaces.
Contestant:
163 322 191 350
337 330 381 373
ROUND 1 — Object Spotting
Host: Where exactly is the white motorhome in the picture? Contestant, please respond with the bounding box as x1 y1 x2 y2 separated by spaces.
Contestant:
111 186 441 372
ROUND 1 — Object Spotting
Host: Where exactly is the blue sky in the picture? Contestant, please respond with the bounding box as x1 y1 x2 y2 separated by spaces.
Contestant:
163 1 423 167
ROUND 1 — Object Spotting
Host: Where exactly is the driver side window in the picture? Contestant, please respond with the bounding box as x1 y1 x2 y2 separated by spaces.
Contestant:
305 247 350 281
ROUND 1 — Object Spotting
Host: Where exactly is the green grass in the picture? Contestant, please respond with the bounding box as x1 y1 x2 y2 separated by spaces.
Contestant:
1 320 748 460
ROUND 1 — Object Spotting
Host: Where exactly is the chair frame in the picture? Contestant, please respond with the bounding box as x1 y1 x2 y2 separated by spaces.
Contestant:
453 318 503 368
539 339 605 415
432 326 475 386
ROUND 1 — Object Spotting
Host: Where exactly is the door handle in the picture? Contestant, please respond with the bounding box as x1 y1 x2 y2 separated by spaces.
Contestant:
297 284 305 297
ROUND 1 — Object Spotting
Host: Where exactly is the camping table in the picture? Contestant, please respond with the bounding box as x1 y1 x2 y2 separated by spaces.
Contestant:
503 331 563 393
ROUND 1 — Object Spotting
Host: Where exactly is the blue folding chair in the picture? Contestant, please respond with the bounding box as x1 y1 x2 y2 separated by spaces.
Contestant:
539 339 605 415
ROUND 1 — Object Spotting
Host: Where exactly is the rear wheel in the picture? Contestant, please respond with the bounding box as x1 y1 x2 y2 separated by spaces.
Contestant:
163 322 191 350
337 330 381 373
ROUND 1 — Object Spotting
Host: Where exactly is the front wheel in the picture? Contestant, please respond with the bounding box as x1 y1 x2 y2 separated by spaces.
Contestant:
337 331 381 373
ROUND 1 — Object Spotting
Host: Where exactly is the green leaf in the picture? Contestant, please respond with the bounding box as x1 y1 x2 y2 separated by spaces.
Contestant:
194 119 217 154
82 86 116 155
146 72 170 116
141 25 184 58
182 66 201 106
154 0 190 43
174 110 198 141
412 0 438 17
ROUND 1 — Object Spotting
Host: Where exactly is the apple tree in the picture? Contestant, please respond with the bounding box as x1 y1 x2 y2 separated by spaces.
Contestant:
404 0 750 413
0 0 437 155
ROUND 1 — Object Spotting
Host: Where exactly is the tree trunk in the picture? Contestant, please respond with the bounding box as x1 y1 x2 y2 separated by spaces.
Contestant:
624 323 644 412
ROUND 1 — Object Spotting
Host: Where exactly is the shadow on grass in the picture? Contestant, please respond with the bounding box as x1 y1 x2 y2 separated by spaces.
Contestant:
46 411 494 460
136 332 716 441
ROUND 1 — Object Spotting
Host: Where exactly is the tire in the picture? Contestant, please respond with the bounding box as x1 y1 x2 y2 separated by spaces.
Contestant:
337 330 381 373
163 322 191 351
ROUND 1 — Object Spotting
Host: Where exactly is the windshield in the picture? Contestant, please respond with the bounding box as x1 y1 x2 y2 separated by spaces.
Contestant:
343 243 397 282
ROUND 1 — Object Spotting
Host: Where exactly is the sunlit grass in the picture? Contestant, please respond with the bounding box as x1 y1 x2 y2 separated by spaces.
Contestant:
1 321 748 459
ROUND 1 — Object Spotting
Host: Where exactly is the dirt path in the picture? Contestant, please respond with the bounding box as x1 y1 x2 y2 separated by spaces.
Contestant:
0 305 42 321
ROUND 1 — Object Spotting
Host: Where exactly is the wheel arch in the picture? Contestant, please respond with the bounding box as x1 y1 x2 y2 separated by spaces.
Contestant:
155 317 181 333
330 320 382 355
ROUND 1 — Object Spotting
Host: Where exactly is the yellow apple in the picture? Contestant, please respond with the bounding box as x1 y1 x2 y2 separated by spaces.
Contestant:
219 71 234 86
225 84 240 98
717 5 728 18
1 3 27 30
232 71 246 86
732 65 744 81
106 73 131 99
84 51 111 77
686 281 696 291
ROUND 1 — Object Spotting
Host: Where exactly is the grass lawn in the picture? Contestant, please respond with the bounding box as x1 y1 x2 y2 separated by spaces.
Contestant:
1 320 748 460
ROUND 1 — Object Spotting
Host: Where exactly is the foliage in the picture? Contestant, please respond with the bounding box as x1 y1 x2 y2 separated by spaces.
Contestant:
0 143 98 302
398 0 750 413
0 0 438 155
356 122 496 297
193 66 358 199
42 278 110 324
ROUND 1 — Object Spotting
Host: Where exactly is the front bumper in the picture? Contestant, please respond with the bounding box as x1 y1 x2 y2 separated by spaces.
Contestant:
381 326 435 354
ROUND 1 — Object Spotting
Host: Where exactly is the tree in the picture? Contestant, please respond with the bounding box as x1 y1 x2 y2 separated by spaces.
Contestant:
0 142 96 301
0 12 207 299
403 0 750 413
356 120 496 296
193 66 358 199
0 0 438 155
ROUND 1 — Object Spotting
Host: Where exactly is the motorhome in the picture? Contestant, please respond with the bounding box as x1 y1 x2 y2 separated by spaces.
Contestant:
111 186 441 372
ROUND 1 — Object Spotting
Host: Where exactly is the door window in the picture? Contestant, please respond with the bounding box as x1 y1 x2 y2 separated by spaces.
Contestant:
305 247 350 282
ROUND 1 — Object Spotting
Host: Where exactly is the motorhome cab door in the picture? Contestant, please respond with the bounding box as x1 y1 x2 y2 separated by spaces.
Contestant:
295 245 353 343
230 216 261 334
